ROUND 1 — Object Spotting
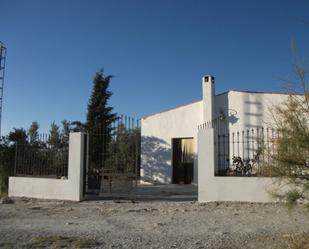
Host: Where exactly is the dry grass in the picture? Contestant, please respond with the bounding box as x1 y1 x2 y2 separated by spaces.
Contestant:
21 235 98 248
272 234 309 249
0 242 14 249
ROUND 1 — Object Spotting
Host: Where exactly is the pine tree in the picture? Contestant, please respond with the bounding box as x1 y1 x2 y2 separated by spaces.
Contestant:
28 121 39 145
48 121 61 148
61 120 70 146
86 69 116 133
8 128 27 144
86 70 117 172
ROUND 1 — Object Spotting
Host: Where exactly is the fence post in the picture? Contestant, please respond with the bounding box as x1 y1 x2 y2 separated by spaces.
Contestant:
198 126 216 202
68 132 85 201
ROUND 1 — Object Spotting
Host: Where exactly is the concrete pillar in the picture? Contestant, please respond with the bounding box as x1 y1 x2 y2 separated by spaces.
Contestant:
68 132 85 201
202 75 215 122
198 128 215 202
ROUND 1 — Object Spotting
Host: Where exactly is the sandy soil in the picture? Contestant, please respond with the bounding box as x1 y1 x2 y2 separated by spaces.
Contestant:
0 199 308 249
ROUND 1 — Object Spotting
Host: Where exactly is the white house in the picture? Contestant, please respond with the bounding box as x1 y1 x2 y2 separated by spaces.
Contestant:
141 75 290 185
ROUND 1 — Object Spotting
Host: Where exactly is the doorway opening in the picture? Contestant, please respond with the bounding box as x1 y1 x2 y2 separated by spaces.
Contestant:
172 138 194 184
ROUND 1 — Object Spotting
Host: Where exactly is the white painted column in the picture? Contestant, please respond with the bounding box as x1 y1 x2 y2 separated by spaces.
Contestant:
198 127 215 202
68 132 85 201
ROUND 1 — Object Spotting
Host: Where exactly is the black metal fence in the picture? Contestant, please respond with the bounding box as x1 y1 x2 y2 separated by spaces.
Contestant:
199 118 277 177
216 127 276 176
84 116 141 195
14 134 69 178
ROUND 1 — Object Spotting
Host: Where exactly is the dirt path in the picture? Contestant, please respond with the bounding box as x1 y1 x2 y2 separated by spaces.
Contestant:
0 199 308 248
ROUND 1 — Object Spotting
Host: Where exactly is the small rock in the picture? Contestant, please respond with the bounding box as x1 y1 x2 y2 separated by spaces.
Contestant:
154 222 166 227
30 206 41 210
282 234 291 238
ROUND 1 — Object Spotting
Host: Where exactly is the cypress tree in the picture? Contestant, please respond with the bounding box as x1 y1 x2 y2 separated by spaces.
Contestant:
86 69 116 173
86 69 116 133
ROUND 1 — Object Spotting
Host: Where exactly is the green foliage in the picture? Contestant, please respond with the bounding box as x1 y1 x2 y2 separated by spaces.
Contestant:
70 120 86 132
86 69 117 172
0 132 19 194
61 119 70 145
62 120 70 134
28 121 39 144
86 69 116 133
269 53 309 207
286 190 304 208
48 121 61 148
272 233 309 249
105 123 140 174
21 236 99 248
8 128 27 143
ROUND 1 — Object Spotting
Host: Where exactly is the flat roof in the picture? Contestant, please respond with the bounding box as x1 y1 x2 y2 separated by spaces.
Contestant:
142 89 302 119
229 89 302 95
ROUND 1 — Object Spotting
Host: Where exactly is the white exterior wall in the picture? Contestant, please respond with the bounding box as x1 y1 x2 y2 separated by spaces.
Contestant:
198 91 291 202
227 91 290 131
8 132 85 201
140 85 291 189
140 92 228 185
141 101 203 184
198 127 286 202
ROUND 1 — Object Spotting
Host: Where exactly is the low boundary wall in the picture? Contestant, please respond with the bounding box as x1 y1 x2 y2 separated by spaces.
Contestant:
9 132 85 201
198 128 279 203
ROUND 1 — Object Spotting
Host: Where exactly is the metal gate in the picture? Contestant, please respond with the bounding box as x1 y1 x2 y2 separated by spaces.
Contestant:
83 116 140 198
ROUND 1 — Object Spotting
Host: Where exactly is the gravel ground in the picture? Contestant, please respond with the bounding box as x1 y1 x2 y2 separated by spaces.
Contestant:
0 199 308 249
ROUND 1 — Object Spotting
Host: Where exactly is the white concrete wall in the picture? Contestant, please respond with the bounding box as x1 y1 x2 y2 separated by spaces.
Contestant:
218 91 290 172
198 127 278 202
198 91 291 202
140 84 291 187
227 91 290 131
8 132 85 201
141 101 203 184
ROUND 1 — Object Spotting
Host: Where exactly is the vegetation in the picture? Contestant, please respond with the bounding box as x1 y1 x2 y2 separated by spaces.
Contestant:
272 233 309 249
105 123 140 174
0 235 99 248
0 69 140 194
268 49 309 207
86 69 116 134
28 121 39 144
85 70 117 173
0 121 71 194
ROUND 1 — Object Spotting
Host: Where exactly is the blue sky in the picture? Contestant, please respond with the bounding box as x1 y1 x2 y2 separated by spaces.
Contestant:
1 0 309 135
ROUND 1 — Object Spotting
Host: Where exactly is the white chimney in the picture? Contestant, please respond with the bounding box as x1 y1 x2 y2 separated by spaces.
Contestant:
202 75 215 122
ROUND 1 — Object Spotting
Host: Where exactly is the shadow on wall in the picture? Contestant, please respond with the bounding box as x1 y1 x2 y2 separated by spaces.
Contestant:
243 95 265 129
141 136 172 184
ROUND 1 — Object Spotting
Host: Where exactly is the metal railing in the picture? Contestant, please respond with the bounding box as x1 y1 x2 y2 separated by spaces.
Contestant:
84 116 141 195
198 118 277 177
14 134 69 178
216 127 276 176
